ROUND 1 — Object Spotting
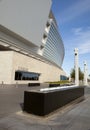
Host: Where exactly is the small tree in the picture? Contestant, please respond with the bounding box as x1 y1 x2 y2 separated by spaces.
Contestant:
79 68 84 80
70 68 75 80
70 67 84 80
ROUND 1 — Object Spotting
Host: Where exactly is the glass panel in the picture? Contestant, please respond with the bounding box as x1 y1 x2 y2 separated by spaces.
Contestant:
15 71 40 81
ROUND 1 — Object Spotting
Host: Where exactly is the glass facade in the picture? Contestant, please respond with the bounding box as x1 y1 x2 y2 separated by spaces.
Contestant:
15 71 40 81
60 75 67 80
43 20 64 67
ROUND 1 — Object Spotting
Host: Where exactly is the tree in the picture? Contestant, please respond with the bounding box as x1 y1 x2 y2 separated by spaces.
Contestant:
70 68 75 80
70 68 84 80
79 68 84 80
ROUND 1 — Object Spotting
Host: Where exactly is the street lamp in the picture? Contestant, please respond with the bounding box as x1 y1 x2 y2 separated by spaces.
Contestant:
74 48 79 86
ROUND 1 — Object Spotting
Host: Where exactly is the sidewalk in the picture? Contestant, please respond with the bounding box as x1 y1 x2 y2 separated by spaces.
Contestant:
0 86 90 130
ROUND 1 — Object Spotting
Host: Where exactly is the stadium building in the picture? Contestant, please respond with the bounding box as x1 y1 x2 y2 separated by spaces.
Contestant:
0 0 66 84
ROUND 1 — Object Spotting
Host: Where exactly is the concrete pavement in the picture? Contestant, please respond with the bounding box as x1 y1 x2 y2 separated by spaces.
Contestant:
0 85 90 130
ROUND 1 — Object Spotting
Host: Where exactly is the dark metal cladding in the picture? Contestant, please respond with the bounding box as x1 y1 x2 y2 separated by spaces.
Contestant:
24 87 84 116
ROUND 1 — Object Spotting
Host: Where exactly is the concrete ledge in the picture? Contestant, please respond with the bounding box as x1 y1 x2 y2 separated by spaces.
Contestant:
24 86 84 116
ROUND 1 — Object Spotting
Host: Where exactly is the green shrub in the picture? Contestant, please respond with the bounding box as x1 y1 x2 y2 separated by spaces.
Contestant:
48 80 70 84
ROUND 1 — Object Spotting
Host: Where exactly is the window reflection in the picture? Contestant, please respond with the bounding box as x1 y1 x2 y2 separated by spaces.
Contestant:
15 71 40 81
60 75 67 80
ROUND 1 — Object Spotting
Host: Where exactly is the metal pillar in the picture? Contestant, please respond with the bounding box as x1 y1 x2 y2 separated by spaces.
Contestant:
74 48 79 86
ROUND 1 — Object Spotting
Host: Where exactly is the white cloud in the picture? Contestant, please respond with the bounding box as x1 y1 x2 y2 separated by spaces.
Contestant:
58 0 90 23
71 27 90 54
72 28 83 35
78 42 90 54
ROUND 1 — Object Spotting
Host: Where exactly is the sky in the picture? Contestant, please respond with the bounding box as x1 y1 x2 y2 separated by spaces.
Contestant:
52 0 90 76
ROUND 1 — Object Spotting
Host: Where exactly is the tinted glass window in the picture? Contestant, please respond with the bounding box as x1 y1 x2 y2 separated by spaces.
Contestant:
15 71 40 81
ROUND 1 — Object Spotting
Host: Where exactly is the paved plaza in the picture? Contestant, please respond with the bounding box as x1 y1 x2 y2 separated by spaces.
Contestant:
0 85 90 130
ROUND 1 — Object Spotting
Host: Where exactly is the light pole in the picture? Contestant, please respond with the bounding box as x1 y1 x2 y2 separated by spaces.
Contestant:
84 61 88 86
74 48 79 86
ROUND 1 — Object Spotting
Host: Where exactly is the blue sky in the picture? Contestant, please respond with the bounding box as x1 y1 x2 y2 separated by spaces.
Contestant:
52 0 90 76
